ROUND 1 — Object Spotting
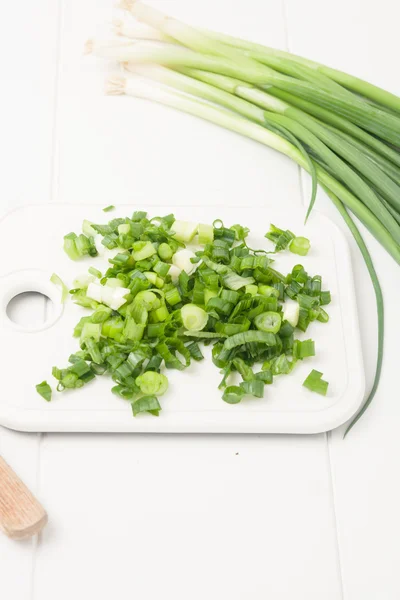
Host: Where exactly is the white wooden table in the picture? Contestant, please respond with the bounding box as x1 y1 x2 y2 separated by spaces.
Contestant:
1 1 399 598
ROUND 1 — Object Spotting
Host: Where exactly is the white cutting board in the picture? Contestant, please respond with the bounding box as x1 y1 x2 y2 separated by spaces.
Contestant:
0 204 364 433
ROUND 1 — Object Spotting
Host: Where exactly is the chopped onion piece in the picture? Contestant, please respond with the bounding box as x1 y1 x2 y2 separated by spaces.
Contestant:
87 282 129 310
181 304 208 331
168 264 181 282
171 220 198 242
283 300 300 327
172 249 197 274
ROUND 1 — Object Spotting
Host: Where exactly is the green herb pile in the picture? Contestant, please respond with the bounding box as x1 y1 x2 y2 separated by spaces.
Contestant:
37 212 331 417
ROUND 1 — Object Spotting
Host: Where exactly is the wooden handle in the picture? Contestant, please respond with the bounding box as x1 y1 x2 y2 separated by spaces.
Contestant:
0 456 47 540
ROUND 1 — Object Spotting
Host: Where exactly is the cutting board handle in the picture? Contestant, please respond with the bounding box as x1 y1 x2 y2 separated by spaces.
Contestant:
0 456 47 539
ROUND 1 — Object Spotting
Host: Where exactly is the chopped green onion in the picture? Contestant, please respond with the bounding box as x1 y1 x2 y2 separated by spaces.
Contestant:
183 330 226 339
103 205 115 212
172 249 196 274
303 369 329 396
181 304 208 331
232 357 254 382
186 341 204 361
132 395 161 416
198 223 214 244
63 233 80 261
289 237 311 256
223 330 277 350
50 273 68 303
222 272 255 291
245 284 258 296
165 287 181 306
135 372 168 396
265 224 295 251
254 311 282 334
132 241 157 261
82 220 96 237
81 322 101 342
293 339 315 359
271 354 296 375
255 370 273 384
170 220 198 242
240 379 264 398
89 267 102 278
36 381 52 402
258 285 279 298
42 207 335 424
118 223 131 235
222 386 244 404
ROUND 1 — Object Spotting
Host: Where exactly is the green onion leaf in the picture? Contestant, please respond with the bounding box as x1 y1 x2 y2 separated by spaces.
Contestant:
131 395 161 417
223 330 277 350
222 386 244 404
181 304 208 331
186 341 204 361
36 381 52 402
50 273 68 303
289 236 311 256
254 311 282 334
293 339 316 359
240 379 265 398
135 371 168 396
303 369 329 396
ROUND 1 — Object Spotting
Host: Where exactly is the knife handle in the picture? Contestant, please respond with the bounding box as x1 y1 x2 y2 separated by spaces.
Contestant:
0 456 47 539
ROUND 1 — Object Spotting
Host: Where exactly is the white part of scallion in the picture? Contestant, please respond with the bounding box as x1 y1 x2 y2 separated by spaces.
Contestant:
118 223 131 235
113 18 170 43
172 249 197 275
105 277 125 288
73 274 95 290
170 219 198 242
82 219 96 237
168 264 181 283
87 282 130 310
94 234 106 257
87 282 103 303
181 304 208 331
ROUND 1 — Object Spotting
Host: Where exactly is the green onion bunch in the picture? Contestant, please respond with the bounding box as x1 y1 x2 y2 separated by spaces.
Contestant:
37 212 330 417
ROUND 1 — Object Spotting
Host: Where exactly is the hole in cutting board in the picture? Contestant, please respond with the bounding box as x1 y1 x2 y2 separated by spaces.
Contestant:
6 292 54 328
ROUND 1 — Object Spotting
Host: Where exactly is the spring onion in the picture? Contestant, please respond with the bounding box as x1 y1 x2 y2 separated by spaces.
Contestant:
253 311 282 334
198 223 214 244
170 220 198 243
50 273 68 303
36 381 52 402
172 249 197 274
289 237 311 256
303 369 329 396
136 371 168 395
132 395 161 416
181 304 208 331
158 242 173 261
103 205 116 212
